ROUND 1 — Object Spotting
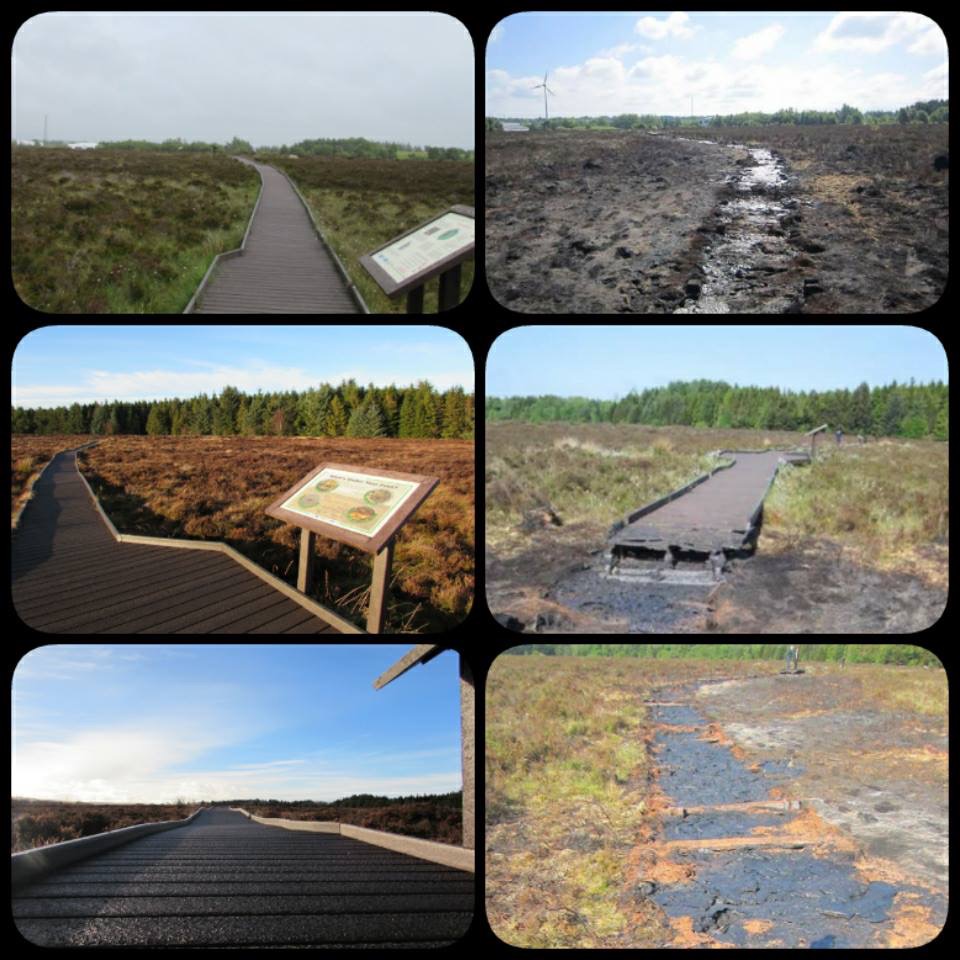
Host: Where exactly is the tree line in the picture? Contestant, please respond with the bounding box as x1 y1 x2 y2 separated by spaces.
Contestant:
81 135 473 162
488 98 948 131
508 644 940 666
12 379 474 441
486 379 948 440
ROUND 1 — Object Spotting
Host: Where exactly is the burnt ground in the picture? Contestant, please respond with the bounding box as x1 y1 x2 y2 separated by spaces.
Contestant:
692 673 949 894
486 527 947 634
640 676 947 947
486 125 948 314
486 130 747 313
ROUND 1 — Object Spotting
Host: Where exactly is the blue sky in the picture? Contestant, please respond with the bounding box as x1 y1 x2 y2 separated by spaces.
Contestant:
486 11 948 117
486 326 948 398
12 644 463 803
12 326 474 408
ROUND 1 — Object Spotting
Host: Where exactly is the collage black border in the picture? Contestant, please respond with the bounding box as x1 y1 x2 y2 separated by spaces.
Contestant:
6 4 955 954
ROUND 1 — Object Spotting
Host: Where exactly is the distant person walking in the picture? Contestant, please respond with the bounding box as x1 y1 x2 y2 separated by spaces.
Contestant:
835 428 844 445
785 644 799 674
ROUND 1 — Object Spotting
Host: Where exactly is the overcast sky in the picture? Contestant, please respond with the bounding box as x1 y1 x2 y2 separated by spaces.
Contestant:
487 11 948 118
13 645 462 803
12 12 473 147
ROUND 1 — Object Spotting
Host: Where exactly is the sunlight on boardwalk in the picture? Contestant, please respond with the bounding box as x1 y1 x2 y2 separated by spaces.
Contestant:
11 450 338 634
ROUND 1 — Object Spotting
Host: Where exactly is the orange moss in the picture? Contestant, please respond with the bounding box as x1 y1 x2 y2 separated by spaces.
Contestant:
698 722 748 762
883 894 944 948
667 916 737 948
743 919 774 935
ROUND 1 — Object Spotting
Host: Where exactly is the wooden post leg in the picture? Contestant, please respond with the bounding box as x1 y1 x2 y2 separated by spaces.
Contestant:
459 655 475 850
406 285 424 314
297 529 316 594
366 540 394 633
437 264 462 312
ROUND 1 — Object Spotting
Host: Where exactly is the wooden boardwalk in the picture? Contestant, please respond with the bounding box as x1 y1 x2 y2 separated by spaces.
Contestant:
612 450 806 555
190 159 362 314
13 807 473 948
11 451 340 634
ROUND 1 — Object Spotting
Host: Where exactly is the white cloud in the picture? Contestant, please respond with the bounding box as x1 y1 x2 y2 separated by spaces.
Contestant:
907 22 947 57
634 12 696 41
13 361 473 408
596 41 640 60
487 51 940 119
11 724 462 802
489 22 504 45
732 24 785 61
815 12 945 57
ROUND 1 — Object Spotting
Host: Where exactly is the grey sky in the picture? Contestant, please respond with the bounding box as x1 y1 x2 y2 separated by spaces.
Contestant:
12 12 474 148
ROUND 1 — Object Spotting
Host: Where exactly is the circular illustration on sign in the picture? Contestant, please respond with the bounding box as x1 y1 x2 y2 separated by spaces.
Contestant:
364 489 393 505
347 506 376 523
298 493 320 509
437 228 458 241
315 479 339 492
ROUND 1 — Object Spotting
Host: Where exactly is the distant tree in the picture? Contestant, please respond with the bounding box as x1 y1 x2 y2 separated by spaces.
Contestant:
345 397 388 438
146 403 171 436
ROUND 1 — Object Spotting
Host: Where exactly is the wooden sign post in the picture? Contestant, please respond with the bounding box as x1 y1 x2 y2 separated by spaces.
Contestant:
359 205 474 313
266 463 439 633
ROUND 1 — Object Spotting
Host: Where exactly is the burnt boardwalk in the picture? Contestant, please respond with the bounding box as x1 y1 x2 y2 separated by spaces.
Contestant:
13 807 473 948
11 451 339 634
191 159 361 314
612 450 803 556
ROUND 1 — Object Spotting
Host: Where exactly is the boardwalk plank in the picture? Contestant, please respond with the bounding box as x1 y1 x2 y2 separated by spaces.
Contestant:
192 161 360 315
13 808 472 947
11 451 343 634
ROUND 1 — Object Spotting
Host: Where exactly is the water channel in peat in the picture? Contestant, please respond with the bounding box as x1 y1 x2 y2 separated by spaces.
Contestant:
673 141 814 314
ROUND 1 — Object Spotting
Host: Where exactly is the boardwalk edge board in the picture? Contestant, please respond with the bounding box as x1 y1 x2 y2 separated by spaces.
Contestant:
182 155 265 314
230 808 475 873
276 166 370 314
71 452 362 634
11 808 203 890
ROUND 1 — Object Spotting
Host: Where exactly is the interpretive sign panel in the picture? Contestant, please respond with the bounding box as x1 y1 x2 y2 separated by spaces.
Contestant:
359 205 475 299
266 462 439 554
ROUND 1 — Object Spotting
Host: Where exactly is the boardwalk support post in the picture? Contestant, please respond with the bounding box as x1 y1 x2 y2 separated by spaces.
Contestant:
406 285 425 313
297 529 316 594
437 263 463 312
366 540 394 634
374 645 475 855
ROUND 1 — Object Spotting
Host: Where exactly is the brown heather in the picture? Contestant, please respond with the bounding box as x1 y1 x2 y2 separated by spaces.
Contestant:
76 435 474 632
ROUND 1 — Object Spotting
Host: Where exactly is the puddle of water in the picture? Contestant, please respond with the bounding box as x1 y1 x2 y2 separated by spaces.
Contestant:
675 144 797 314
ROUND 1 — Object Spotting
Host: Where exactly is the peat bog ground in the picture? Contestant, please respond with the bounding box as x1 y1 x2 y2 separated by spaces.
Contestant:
486 125 947 313
485 656 947 948
12 148 260 313
485 423 947 633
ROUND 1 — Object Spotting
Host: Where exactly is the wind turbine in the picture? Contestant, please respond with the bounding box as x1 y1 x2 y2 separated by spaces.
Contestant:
532 71 555 122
